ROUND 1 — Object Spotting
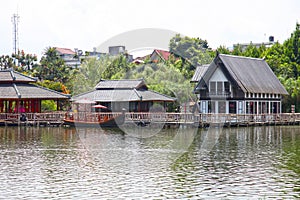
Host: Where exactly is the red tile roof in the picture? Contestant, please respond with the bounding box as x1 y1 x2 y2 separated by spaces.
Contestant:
154 49 171 60
55 47 75 55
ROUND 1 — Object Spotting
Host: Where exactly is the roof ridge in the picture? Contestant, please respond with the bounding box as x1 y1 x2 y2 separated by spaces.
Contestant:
13 83 21 98
10 70 16 81
100 78 144 81
72 90 96 99
219 53 264 61
12 70 37 81
133 88 142 99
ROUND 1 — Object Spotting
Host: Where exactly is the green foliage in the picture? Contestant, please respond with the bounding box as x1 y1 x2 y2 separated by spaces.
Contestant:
71 56 113 95
119 62 195 104
216 45 231 54
103 54 130 79
41 100 57 112
169 34 213 67
12 50 38 72
0 50 38 72
35 47 71 83
267 23 300 112
0 55 14 69
35 80 65 92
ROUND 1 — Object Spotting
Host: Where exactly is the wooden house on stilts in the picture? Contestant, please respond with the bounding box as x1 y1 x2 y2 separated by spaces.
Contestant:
72 79 176 112
0 69 70 114
193 54 288 114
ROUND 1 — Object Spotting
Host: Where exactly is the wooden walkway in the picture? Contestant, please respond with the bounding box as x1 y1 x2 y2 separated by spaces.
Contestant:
0 112 300 127
126 112 300 128
0 112 65 127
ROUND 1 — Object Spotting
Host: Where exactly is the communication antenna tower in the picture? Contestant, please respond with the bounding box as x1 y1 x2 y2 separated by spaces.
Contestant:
11 13 20 55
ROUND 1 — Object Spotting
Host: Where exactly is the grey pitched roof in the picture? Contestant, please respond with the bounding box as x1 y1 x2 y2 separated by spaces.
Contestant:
0 83 70 99
218 54 288 94
95 79 147 89
72 89 176 102
191 64 209 83
196 54 288 95
0 69 37 82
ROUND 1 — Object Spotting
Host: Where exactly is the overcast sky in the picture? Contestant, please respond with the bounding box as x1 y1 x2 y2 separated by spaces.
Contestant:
1 0 299 58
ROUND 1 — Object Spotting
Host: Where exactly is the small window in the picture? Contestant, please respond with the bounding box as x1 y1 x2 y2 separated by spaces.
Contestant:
224 82 230 92
217 82 223 92
210 82 216 92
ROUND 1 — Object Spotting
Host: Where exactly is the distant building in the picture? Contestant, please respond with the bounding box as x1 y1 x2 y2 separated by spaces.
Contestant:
82 47 107 59
108 46 133 62
150 49 171 63
56 46 136 67
233 36 275 51
193 53 288 114
109 46 126 56
55 47 81 68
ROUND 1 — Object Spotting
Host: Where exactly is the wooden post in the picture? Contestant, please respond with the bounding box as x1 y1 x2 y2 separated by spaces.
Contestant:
57 100 60 111
0 100 2 112
291 105 295 114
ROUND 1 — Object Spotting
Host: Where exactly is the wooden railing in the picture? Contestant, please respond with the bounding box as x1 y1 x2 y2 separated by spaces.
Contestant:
64 112 123 123
0 112 66 122
125 112 300 125
198 113 300 124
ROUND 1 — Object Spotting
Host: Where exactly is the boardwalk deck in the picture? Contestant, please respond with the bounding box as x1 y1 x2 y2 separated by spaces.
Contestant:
0 112 65 127
0 112 299 128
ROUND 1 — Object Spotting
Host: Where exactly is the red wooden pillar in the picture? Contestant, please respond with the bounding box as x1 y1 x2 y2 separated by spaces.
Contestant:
57 100 60 111
30 100 34 113
15 100 19 113
33 100 38 113
8 101 12 113
24 100 27 112
0 100 3 113
37 100 40 112
38 100 41 112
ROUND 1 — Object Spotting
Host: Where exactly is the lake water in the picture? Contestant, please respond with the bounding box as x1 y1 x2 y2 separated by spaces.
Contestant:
0 125 299 199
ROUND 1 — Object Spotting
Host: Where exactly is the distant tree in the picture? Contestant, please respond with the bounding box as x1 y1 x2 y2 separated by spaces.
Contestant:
33 79 69 96
216 45 231 54
71 56 113 95
231 44 243 56
262 42 292 78
261 23 300 112
0 55 14 69
12 50 38 72
0 50 38 73
282 22 300 78
243 43 262 58
35 47 71 83
117 61 195 107
169 34 213 67
102 54 130 79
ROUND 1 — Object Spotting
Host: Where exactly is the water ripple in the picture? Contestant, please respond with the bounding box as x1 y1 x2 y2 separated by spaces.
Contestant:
0 126 299 199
